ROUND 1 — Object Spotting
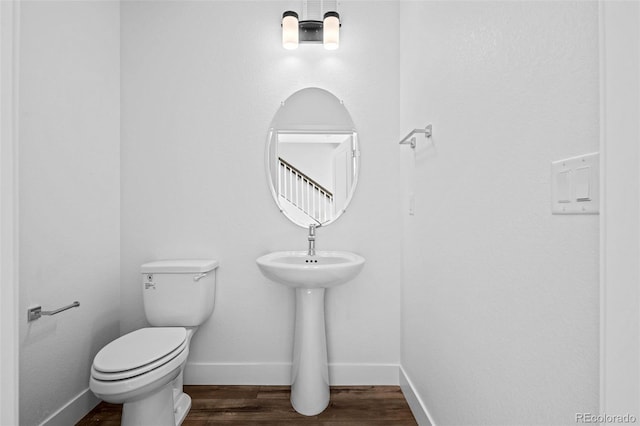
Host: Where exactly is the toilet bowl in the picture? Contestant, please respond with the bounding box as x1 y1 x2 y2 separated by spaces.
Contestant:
90 259 219 426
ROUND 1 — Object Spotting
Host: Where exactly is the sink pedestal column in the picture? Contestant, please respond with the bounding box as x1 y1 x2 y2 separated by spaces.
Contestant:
291 288 329 416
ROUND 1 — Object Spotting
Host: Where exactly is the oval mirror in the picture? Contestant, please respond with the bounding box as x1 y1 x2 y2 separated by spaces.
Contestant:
266 88 360 228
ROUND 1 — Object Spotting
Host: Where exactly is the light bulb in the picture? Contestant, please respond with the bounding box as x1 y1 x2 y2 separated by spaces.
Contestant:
323 12 340 50
282 11 299 50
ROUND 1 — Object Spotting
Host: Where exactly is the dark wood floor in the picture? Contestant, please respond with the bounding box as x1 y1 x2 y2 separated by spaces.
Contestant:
77 385 418 425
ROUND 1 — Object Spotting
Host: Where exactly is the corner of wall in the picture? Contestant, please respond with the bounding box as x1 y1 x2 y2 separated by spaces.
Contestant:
399 366 435 426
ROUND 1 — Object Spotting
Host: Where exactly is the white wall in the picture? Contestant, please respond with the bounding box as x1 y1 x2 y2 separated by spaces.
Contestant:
1 1 19 424
120 1 401 384
600 0 640 418
18 2 120 425
399 2 600 425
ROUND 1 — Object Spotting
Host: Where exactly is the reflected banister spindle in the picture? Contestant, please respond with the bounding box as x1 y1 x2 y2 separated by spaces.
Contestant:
288 165 292 202
278 164 282 203
322 191 326 221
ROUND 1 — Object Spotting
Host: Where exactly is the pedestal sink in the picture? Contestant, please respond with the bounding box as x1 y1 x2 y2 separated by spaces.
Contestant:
256 251 365 415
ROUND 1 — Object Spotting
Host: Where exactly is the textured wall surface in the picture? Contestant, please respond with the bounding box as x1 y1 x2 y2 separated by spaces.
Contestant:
18 1 120 425
399 2 600 424
601 0 640 417
120 0 401 382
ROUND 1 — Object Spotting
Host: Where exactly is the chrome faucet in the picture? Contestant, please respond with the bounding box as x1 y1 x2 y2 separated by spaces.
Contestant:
308 224 317 256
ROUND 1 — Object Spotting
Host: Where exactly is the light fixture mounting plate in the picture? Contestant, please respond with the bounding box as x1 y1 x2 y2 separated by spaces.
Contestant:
299 20 323 43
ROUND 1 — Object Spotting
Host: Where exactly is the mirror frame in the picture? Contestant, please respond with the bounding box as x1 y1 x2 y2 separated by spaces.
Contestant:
265 88 360 228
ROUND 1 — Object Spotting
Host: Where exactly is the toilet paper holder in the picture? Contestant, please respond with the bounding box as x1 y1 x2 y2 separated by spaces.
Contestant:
27 301 80 322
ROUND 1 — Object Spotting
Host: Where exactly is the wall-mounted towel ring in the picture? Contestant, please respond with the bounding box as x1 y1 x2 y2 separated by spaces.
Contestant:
399 124 432 149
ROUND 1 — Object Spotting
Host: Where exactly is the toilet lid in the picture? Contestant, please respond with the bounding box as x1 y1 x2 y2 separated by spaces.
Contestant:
93 327 187 373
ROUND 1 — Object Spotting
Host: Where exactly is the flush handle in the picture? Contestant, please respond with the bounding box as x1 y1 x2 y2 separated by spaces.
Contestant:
193 273 208 282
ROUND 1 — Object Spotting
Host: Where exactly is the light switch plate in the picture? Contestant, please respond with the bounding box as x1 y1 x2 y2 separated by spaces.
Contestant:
551 152 599 215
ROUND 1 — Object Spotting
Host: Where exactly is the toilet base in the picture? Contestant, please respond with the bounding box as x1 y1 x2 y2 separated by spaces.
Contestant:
174 389 192 425
122 383 175 426
118 383 192 426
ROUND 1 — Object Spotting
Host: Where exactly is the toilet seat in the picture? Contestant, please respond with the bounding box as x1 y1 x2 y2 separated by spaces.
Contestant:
90 342 189 406
92 327 187 381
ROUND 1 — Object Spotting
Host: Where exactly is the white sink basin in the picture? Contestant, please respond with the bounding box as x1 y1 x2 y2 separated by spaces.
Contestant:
256 251 365 289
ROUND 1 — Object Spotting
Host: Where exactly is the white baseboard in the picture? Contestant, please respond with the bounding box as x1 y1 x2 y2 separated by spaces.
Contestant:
331 363 399 385
184 362 400 386
185 362 292 385
399 366 435 426
40 388 100 426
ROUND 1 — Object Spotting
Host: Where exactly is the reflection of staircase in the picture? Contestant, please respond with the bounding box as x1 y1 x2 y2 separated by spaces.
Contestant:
278 157 334 223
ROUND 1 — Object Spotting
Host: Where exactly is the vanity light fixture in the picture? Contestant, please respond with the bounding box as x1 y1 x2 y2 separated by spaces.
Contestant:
281 10 341 50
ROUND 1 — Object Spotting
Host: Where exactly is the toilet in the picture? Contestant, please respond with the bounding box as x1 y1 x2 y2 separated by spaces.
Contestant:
90 259 219 426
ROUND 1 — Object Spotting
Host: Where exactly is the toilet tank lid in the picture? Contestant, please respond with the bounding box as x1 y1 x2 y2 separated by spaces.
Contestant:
140 259 219 273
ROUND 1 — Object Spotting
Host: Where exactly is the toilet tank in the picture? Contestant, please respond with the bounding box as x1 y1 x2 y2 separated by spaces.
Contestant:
140 259 219 327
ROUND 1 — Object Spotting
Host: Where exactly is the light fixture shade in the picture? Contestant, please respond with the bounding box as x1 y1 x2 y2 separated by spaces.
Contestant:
282 11 299 50
323 11 340 50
